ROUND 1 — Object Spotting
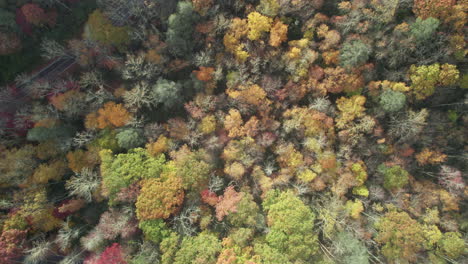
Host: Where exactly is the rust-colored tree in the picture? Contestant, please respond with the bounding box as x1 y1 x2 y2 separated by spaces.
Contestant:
21 3 45 26
193 66 215 82
413 0 455 21
215 186 244 221
85 102 133 129
269 20 288 47
0 229 27 264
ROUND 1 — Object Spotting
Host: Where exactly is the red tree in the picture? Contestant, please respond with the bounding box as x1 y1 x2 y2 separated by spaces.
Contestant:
0 229 27 264
215 186 244 221
0 32 21 55
201 189 219 206
16 8 33 35
21 3 45 26
95 243 127 264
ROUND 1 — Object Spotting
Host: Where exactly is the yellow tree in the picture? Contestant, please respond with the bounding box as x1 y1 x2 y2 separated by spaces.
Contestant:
226 84 271 109
85 9 130 48
246 12 272 41
335 95 366 129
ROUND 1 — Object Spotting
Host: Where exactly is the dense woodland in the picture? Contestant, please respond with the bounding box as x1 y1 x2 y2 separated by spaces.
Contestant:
0 0 467 263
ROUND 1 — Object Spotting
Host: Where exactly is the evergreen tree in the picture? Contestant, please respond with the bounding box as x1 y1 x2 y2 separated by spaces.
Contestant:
116 128 145 149
410 17 440 42
340 40 371 69
379 90 406 113
166 1 198 58
151 78 183 110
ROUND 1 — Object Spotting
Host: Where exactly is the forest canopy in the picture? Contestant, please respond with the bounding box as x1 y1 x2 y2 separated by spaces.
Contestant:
0 0 467 264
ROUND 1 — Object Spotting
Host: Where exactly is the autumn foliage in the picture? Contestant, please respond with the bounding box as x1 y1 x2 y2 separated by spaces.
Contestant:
85 102 133 129
413 0 456 20
87 243 127 264
0 229 27 264
136 174 185 220
1 0 466 263
215 186 244 221
193 66 215 82
21 4 45 25
269 20 288 47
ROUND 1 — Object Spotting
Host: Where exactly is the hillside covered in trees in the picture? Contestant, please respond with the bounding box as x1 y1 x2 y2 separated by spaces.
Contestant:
0 0 467 263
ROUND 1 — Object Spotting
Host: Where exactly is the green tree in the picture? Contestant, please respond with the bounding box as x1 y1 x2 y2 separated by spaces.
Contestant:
227 228 254 247
166 1 198 58
379 90 406 112
85 9 130 48
257 0 280 17
262 190 319 263
116 128 145 149
160 232 180 264
99 148 166 198
227 191 262 228
167 145 212 192
410 17 440 42
340 40 371 69
253 242 292 264
173 231 221 264
138 219 171 244
377 164 409 191
375 211 425 263
436 232 466 259
89 129 121 152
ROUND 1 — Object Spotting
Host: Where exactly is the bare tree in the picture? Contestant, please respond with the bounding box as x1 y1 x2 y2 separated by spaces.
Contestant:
389 109 429 142
40 39 68 60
